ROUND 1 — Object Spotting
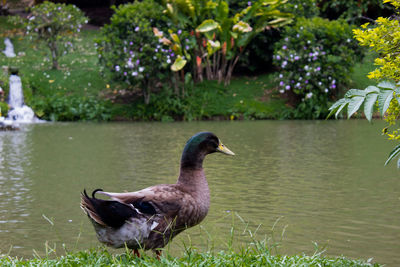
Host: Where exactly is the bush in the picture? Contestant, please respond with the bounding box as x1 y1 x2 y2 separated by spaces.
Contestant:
96 0 171 104
30 95 112 121
26 1 88 70
273 17 363 119
233 0 319 74
318 0 394 22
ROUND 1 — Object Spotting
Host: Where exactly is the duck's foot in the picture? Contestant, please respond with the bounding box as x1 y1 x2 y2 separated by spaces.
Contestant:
155 250 161 260
132 249 141 258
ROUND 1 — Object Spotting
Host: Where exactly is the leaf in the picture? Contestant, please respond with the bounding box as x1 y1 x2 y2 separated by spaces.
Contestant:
378 89 393 116
335 101 348 119
347 96 364 119
171 55 186 71
378 81 396 90
327 98 346 119
384 143 400 166
363 92 378 121
196 19 219 33
232 21 253 33
344 89 365 98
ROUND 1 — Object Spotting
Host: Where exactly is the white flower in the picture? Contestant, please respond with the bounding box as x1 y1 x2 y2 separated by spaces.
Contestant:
132 71 138 76
306 92 313 99
138 67 145 72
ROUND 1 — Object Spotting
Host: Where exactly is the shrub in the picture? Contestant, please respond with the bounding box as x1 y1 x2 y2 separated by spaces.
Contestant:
233 0 319 73
96 0 171 104
30 95 112 121
26 1 88 70
318 0 394 22
273 17 363 119
329 0 400 165
156 0 292 86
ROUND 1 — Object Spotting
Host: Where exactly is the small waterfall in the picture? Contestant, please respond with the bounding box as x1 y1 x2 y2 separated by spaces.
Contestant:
5 75 42 124
3 38 16 58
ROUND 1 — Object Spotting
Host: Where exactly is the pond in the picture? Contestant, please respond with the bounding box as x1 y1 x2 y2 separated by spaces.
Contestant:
0 120 399 265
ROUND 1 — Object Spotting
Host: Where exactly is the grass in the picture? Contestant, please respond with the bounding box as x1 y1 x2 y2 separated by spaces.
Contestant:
0 213 381 266
0 247 381 266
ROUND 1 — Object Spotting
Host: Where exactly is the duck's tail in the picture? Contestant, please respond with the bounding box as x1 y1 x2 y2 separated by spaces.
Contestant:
80 189 138 228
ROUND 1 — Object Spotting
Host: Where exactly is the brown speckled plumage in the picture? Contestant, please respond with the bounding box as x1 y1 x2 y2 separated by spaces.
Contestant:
81 132 234 254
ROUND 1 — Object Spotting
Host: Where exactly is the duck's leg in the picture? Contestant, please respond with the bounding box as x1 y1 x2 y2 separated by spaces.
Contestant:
132 249 141 258
155 250 161 260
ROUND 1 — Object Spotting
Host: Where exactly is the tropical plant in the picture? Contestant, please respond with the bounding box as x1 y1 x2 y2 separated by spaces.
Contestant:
97 0 171 104
155 0 293 86
273 17 363 119
25 1 88 70
328 0 400 166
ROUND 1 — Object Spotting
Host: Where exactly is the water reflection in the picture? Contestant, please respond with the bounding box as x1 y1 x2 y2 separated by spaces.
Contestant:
0 126 33 252
0 121 399 266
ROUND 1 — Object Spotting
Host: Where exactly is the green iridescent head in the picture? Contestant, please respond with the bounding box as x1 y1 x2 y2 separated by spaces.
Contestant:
181 132 234 169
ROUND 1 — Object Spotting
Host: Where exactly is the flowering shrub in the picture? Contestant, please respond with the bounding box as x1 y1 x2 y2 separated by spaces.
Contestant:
273 17 363 119
96 0 172 104
26 1 88 69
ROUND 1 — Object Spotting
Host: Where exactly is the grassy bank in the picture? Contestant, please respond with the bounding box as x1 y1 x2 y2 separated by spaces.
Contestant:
0 246 380 266
0 16 374 121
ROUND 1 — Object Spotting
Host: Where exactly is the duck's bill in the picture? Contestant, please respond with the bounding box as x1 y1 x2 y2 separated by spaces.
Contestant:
217 142 235 155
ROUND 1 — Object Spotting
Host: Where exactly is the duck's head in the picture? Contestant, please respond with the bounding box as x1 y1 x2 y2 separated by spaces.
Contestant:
181 132 234 169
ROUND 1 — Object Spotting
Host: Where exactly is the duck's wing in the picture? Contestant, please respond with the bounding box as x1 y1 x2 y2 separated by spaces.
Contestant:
97 185 185 218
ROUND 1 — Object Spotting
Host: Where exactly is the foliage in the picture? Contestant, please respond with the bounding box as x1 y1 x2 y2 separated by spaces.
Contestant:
96 0 171 104
156 0 293 86
353 17 400 81
30 94 112 121
234 0 320 73
25 1 88 70
318 0 393 22
0 102 8 117
273 17 363 119
329 0 400 166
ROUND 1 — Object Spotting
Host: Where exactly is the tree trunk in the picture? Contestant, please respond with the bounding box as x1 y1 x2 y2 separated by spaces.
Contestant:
48 41 59 70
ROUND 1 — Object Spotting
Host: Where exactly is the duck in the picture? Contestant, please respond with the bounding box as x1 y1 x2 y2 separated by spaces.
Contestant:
81 132 234 257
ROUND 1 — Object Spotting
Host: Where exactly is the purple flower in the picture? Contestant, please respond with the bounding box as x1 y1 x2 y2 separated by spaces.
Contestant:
170 53 175 57
185 45 190 50
331 84 336 89
135 26 140 32
279 81 285 86
313 56 317 61
294 56 300 61
136 59 140 65
129 41 133 45
315 67 321 72
177 29 182 35
276 55 281 60
305 80 309 84
123 72 127 76
285 85 291 90
247 1 252 6
282 45 287 50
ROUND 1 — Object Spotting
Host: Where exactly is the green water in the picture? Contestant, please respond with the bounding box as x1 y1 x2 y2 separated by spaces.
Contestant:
0 121 399 265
